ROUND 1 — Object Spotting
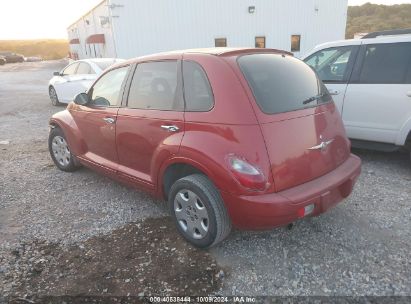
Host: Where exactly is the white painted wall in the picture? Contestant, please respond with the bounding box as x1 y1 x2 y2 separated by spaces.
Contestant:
68 0 348 60
68 0 117 59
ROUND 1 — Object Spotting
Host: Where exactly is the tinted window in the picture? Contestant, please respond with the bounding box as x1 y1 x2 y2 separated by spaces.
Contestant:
359 43 411 84
76 62 92 74
90 66 128 107
305 46 353 82
239 54 330 114
183 61 214 112
62 63 79 75
127 61 182 111
406 62 411 84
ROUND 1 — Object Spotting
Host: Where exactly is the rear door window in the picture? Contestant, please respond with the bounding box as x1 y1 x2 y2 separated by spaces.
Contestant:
62 63 79 75
76 62 92 74
127 61 183 111
358 43 411 84
239 54 330 115
183 61 214 111
304 46 354 83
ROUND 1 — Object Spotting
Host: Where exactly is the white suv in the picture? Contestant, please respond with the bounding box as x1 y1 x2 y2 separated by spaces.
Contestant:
303 30 411 158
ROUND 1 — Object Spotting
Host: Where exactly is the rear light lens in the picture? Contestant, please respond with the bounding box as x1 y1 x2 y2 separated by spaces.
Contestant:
227 154 268 191
297 204 315 218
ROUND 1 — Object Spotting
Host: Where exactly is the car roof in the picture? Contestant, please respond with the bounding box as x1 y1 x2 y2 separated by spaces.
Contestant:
71 58 124 71
77 58 122 64
165 47 292 56
118 47 293 66
303 34 411 59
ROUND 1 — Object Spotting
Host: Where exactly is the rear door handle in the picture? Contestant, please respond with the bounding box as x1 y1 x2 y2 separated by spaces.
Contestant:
161 125 179 132
103 117 116 124
329 90 340 96
407 91 411 97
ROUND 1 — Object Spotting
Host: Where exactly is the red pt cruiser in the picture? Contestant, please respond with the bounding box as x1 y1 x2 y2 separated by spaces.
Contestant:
48 48 361 248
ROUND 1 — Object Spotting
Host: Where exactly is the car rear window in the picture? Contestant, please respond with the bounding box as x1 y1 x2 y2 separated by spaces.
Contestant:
238 54 330 114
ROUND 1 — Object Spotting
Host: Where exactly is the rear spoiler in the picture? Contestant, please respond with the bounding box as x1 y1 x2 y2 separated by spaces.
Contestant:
217 48 294 57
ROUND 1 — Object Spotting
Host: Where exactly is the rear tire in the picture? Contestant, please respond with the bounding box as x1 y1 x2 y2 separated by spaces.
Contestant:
49 86 61 106
48 127 80 172
168 174 231 248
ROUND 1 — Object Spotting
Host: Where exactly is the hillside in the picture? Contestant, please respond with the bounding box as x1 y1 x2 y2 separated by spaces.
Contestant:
347 3 411 38
0 39 68 60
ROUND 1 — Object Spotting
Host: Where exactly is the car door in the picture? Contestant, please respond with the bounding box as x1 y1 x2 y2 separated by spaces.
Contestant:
304 45 359 115
343 42 411 144
116 58 184 189
70 62 97 97
71 65 130 174
53 62 80 102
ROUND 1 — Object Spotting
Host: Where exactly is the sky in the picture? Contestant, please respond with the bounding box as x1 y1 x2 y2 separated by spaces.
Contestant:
0 0 410 40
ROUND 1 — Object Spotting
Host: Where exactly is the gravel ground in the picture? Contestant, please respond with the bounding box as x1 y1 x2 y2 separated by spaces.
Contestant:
0 61 410 302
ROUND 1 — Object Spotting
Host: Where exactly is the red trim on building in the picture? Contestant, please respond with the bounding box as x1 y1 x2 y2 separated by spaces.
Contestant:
69 38 80 44
86 34 105 44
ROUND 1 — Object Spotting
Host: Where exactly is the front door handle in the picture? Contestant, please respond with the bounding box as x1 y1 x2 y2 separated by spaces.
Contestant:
103 117 116 124
407 91 411 97
161 125 179 132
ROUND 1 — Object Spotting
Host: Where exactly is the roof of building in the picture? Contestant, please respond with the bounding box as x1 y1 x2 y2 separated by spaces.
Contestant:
67 0 107 30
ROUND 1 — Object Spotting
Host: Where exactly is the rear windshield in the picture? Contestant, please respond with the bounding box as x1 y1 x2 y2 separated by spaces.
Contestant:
238 54 330 114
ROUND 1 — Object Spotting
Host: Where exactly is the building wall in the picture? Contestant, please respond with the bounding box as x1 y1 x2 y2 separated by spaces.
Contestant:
68 0 116 59
69 0 348 60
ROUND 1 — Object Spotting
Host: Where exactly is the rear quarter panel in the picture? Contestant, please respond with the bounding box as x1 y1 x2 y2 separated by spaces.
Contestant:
168 53 274 196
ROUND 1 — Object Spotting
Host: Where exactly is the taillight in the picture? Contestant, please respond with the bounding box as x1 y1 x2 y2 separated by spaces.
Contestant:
227 154 268 191
297 204 315 218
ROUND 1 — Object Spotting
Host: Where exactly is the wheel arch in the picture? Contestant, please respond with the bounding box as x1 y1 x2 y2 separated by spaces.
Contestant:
405 130 411 150
158 158 215 201
396 116 411 147
48 111 84 157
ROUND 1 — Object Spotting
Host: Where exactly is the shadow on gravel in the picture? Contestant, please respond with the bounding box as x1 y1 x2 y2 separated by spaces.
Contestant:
352 148 410 165
4 217 224 303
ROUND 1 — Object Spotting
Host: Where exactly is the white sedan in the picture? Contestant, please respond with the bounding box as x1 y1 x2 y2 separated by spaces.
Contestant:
48 58 124 106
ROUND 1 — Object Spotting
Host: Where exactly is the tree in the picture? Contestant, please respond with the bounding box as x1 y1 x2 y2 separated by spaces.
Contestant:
346 3 411 38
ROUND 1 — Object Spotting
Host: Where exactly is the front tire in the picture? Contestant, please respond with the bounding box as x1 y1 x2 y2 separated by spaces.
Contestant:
48 127 79 172
49 86 60 106
169 174 231 248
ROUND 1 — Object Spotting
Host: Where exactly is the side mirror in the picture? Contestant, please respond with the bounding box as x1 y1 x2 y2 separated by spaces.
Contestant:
74 93 90 105
53 71 61 76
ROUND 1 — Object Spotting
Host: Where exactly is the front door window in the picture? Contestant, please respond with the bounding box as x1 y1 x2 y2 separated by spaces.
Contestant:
305 46 354 83
90 66 128 107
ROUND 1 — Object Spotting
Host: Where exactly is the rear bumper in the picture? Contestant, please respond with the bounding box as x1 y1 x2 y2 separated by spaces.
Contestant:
221 154 361 230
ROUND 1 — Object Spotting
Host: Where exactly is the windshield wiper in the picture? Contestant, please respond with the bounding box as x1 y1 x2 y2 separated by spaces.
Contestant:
302 93 324 105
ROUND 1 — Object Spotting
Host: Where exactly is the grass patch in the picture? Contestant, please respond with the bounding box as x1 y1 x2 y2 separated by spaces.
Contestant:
0 39 68 60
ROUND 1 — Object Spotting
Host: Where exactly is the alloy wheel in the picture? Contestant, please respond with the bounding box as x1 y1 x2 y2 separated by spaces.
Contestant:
49 87 58 105
174 189 210 240
51 136 71 167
